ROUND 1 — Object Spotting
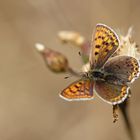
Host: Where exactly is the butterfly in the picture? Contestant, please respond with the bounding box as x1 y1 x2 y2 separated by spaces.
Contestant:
59 23 140 121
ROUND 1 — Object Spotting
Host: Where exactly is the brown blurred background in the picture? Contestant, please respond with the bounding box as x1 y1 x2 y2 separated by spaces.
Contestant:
0 0 140 140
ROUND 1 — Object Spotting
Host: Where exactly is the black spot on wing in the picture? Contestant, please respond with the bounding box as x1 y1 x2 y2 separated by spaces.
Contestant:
95 45 101 48
95 52 99 55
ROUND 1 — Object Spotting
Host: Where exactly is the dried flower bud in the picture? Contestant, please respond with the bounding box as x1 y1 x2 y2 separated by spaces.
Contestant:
35 43 69 72
58 31 85 47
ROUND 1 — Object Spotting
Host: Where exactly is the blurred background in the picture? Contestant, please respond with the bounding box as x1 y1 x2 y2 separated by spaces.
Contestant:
0 0 140 140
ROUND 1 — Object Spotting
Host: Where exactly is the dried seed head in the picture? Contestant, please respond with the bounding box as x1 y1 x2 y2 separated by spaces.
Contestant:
113 27 140 60
58 31 85 46
35 43 69 73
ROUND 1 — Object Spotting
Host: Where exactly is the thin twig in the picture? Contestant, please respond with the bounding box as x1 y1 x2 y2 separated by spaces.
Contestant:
119 97 135 140
67 67 81 77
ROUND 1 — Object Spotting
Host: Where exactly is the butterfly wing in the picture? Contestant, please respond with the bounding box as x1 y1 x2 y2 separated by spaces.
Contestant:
104 55 140 83
60 79 94 101
89 23 120 69
95 80 129 105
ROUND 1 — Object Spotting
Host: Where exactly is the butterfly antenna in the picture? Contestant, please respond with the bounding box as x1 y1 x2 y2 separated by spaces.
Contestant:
64 75 73 79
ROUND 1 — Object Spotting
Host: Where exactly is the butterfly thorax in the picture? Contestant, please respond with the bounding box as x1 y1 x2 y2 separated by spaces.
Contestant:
85 70 105 81
92 70 104 79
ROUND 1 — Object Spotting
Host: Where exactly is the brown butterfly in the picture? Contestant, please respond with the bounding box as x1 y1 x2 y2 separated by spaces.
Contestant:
60 23 140 121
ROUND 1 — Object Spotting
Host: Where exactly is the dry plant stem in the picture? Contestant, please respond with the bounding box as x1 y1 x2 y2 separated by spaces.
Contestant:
67 67 81 77
113 105 119 123
119 98 135 140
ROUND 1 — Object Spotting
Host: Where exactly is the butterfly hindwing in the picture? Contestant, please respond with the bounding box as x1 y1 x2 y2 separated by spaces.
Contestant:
104 55 140 83
60 79 94 101
95 80 129 105
90 23 120 69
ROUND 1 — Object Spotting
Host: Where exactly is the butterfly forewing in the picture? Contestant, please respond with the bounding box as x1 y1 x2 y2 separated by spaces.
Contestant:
60 79 94 101
90 23 120 69
95 80 129 105
104 56 140 83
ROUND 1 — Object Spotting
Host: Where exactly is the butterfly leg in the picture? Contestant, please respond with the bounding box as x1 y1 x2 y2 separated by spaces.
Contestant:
113 105 119 123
